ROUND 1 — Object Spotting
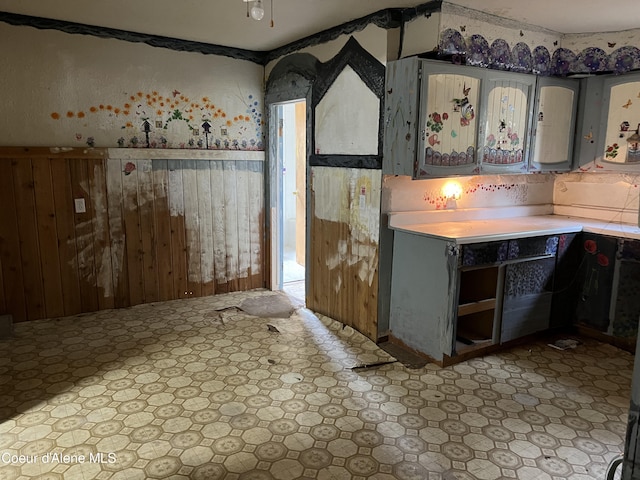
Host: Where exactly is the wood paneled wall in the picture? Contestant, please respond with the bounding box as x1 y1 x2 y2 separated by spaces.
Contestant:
0 148 264 322
307 167 381 340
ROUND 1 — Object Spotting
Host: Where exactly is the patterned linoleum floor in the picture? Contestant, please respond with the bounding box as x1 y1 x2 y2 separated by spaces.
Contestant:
0 289 633 480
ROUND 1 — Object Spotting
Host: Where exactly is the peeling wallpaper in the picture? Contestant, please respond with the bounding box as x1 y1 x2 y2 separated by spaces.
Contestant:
554 172 640 213
0 23 264 150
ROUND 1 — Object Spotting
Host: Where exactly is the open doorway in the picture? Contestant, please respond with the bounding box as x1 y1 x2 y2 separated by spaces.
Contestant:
272 100 306 303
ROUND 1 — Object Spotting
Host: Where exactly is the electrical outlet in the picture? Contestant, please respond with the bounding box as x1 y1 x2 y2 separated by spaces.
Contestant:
74 198 86 213
221 128 228 136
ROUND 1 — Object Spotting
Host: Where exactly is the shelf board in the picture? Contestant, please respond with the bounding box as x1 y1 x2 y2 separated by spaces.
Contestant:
458 298 496 317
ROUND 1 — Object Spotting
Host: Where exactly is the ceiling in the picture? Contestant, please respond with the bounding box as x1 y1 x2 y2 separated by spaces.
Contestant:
0 0 638 52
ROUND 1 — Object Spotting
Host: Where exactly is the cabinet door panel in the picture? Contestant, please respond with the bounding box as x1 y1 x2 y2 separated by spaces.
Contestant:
418 63 482 178
481 75 534 173
602 79 640 164
574 76 605 169
584 72 640 171
383 58 421 176
501 257 555 343
530 78 579 172
575 233 617 331
612 257 640 339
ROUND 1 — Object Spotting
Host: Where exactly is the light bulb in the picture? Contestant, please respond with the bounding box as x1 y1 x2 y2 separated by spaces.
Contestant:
250 0 264 20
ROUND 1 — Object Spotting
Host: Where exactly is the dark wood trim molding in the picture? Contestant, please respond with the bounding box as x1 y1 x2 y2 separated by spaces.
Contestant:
310 154 382 169
0 1 443 65
0 11 266 64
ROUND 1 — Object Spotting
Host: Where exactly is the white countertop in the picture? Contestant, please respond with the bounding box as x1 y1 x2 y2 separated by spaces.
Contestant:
389 214 640 244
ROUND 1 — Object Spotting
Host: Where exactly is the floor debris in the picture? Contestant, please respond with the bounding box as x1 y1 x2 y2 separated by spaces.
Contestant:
351 360 397 371
548 338 580 350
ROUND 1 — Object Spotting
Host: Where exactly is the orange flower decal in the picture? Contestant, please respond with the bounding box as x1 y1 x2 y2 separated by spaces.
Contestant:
51 112 60 120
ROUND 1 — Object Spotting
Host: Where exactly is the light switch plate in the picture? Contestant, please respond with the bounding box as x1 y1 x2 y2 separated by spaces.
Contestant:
74 198 86 213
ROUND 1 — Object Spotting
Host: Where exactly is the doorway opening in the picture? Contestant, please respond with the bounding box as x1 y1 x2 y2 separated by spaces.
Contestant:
272 100 306 304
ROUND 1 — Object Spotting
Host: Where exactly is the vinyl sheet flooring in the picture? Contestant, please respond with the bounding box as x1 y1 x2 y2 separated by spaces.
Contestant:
0 289 632 479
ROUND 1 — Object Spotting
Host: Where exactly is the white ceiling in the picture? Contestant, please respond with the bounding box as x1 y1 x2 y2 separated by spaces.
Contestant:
0 0 638 52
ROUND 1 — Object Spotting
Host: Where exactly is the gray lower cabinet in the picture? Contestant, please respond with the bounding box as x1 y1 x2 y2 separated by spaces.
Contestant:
389 231 560 363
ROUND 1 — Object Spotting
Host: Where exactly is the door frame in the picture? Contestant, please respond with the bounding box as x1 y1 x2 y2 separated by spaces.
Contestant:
268 101 307 290
265 76 312 297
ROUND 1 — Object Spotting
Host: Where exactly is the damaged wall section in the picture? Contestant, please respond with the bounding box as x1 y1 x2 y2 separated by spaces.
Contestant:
0 147 265 322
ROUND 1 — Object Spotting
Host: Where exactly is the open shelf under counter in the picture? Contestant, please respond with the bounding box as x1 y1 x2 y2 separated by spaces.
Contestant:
457 298 496 316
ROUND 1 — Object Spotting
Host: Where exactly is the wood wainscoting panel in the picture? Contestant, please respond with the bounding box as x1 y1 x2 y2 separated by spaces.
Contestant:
196 161 215 298
0 158 28 321
308 167 381 341
32 159 65 318
51 158 83 316
0 148 265 322
152 159 174 302
12 158 47 320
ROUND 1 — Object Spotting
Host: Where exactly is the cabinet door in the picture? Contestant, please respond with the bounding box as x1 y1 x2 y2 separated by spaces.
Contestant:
581 72 640 171
383 57 421 176
501 257 555 343
598 72 640 167
416 62 483 178
575 233 617 331
611 239 640 340
529 77 579 172
480 72 536 173
574 76 605 169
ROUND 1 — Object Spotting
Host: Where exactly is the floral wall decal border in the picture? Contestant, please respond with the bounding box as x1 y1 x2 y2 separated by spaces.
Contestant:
439 28 640 76
423 181 528 209
50 89 264 150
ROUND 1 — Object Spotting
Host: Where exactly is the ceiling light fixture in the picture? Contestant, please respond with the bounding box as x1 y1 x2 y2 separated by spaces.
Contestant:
250 0 264 21
243 0 273 25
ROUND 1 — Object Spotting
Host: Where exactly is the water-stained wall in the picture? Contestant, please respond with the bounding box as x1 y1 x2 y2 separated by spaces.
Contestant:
309 167 381 340
267 31 387 341
0 148 264 322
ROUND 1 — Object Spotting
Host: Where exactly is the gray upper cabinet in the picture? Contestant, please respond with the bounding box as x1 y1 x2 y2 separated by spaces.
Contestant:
576 72 640 171
384 57 576 178
384 58 484 177
529 77 580 173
